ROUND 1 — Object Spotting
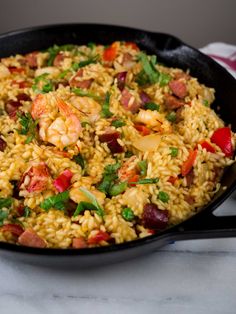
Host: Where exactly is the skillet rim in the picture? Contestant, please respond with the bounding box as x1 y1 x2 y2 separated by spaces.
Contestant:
0 23 235 256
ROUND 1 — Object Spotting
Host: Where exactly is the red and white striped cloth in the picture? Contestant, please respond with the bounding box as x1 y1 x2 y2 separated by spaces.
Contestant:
200 42 236 78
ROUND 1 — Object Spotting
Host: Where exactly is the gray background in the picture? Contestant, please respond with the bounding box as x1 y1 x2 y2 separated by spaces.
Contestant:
0 0 235 48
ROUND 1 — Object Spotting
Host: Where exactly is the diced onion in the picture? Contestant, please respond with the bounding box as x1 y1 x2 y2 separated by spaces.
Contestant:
133 134 161 152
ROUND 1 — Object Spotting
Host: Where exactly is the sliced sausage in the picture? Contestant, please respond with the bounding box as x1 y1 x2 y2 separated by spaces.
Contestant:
164 94 185 110
69 69 93 89
72 237 88 248
120 88 141 113
184 195 195 205
1 224 24 237
4 100 21 119
25 52 38 68
169 80 187 99
53 52 65 67
18 229 46 248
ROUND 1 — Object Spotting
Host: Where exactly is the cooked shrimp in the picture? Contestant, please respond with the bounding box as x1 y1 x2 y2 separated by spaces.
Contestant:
69 95 101 122
31 94 82 149
135 109 172 133
118 156 138 182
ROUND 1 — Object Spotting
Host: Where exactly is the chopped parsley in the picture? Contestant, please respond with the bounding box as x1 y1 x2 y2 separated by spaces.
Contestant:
32 73 53 94
101 92 113 118
0 210 9 226
121 207 135 221
97 163 121 195
0 198 13 209
73 201 98 217
46 44 76 66
166 111 176 122
58 69 71 79
79 187 104 217
136 52 171 87
40 191 70 211
111 119 126 128
109 181 127 196
169 147 178 157
144 102 160 111
72 54 99 71
23 206 31 218
17 112 38 144
73 153 85 170
130 178 159 185
125 151 134 158
158 191 170 203
138 160 147 176
203 99 209 107
158 72 171 87
72 87 102 101
136 52 159 85
0 197 13 226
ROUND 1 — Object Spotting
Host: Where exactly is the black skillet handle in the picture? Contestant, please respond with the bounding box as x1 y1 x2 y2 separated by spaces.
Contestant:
172 208 236 241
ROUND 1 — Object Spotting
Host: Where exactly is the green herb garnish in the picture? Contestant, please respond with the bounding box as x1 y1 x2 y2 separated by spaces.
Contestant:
138 160 147 176
79 187 104 216
101 92 113 118
72 55 99 71
158 72 171 87
72 87 102 101
81 121 90 127
130 178 159 185
136 52 170 87
144 102 160 111
73 153 85 170
111 119 126 128
169 147 178 157
46 44 76 66
32 73 53 94
138 52 160 84
88 42 96 50
59 69 71 79
17 112 38 144
166 111 176 122
158 191 170 203
0 210 9 226
121 207 135 221
97 163 120 195
73 201 98 217
23 206 31 218
125 151 134 158
0 198 13 209
40 191 70 211
203 99 209 107
109 181 127 196
0 198 13 226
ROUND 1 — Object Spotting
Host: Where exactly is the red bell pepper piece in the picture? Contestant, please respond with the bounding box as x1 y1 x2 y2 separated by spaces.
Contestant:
134 124 151 136
103 42 118 61
211 127 233 157
125 42 139 51
199 140 216 153
168 176 178 185
128 174 140 187
87 231 110 244
1 224 24 237
181 149 198 176
8 66 26 74
53 169 73 192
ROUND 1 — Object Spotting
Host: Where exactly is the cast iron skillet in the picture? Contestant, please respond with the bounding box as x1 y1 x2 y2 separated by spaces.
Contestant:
0 24 235 267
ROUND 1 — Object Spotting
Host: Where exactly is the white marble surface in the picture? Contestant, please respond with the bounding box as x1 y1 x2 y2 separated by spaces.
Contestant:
0 191 236 314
